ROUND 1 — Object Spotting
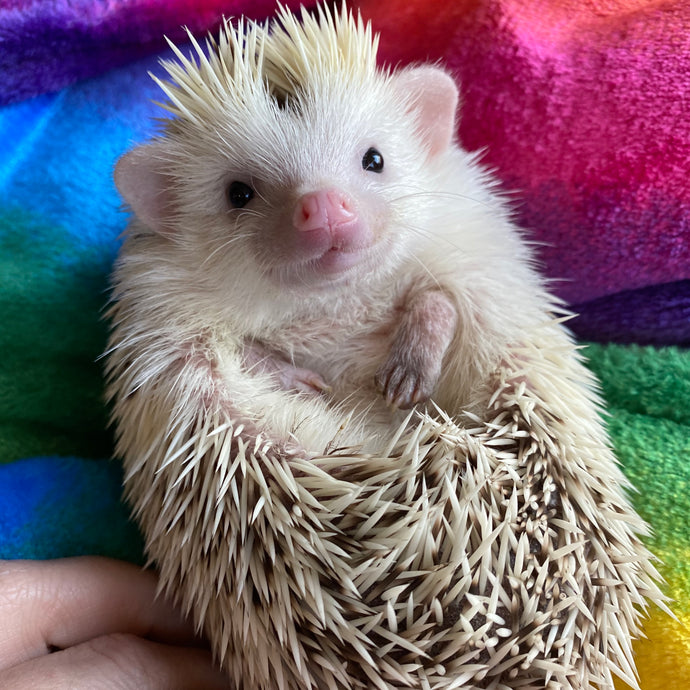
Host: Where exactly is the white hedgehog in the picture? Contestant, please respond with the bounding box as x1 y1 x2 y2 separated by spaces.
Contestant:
105 4 667 689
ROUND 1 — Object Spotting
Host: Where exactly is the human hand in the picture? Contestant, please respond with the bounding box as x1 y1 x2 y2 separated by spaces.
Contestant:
0 556 230 689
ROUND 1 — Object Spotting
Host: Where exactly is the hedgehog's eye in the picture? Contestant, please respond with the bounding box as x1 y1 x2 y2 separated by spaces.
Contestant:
362 147 384 173
228 181 254 208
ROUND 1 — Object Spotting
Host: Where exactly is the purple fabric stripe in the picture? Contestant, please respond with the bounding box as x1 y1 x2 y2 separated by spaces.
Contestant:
570 280 690 346
0 0 310 105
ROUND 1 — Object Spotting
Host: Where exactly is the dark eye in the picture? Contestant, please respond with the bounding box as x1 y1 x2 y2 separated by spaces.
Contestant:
362 147 384 173
227 181 254 208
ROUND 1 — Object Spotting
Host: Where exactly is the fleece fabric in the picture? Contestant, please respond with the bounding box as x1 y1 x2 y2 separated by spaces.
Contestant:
0 1 688 688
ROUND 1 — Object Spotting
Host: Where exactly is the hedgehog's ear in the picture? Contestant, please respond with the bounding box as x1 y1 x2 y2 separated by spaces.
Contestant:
393 66 459 158
114 143 176 236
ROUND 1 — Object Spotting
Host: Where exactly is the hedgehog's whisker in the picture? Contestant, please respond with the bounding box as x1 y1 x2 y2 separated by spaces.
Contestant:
388 187 497 210
395 219 466 257
200 231 253 268
406 251 443 289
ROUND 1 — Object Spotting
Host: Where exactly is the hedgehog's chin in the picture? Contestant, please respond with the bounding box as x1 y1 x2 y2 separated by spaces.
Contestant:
312 245 367 275
273 243 381 292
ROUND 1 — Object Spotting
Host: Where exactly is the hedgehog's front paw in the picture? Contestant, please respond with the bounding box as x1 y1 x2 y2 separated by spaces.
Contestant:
375 353 438 410
375 288 456 409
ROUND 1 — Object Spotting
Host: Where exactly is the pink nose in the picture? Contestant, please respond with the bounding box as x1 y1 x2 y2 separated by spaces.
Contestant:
293 189 356 232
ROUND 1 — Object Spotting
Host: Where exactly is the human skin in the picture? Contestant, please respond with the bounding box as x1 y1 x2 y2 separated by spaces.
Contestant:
0 557 230 690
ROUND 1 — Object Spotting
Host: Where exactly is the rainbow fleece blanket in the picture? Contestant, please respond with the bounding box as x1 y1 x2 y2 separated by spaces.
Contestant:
0 1 688 687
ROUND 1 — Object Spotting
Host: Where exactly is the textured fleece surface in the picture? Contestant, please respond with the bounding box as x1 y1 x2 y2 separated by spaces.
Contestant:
0 1 687 688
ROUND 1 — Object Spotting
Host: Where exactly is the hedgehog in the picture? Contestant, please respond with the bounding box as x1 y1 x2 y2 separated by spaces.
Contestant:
105 4 667 689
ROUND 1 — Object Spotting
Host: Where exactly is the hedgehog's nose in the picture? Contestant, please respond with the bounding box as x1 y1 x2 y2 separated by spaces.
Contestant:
293 189 356 233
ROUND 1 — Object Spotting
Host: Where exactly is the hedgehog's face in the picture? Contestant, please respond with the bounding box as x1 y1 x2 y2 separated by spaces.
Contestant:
114 65 459 312
115 66 459 298
240 153 390 290
225 102 409 293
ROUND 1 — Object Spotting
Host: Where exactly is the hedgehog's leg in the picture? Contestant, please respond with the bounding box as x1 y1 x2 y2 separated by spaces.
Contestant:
375 288 457 409
242 339 331 397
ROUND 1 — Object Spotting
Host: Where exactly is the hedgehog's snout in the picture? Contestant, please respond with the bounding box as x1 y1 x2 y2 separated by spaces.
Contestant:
290 188 374 268
293 189 356 234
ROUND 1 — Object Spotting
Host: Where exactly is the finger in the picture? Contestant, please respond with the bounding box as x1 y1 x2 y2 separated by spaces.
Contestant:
0 557 201 668
0 634 229 690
